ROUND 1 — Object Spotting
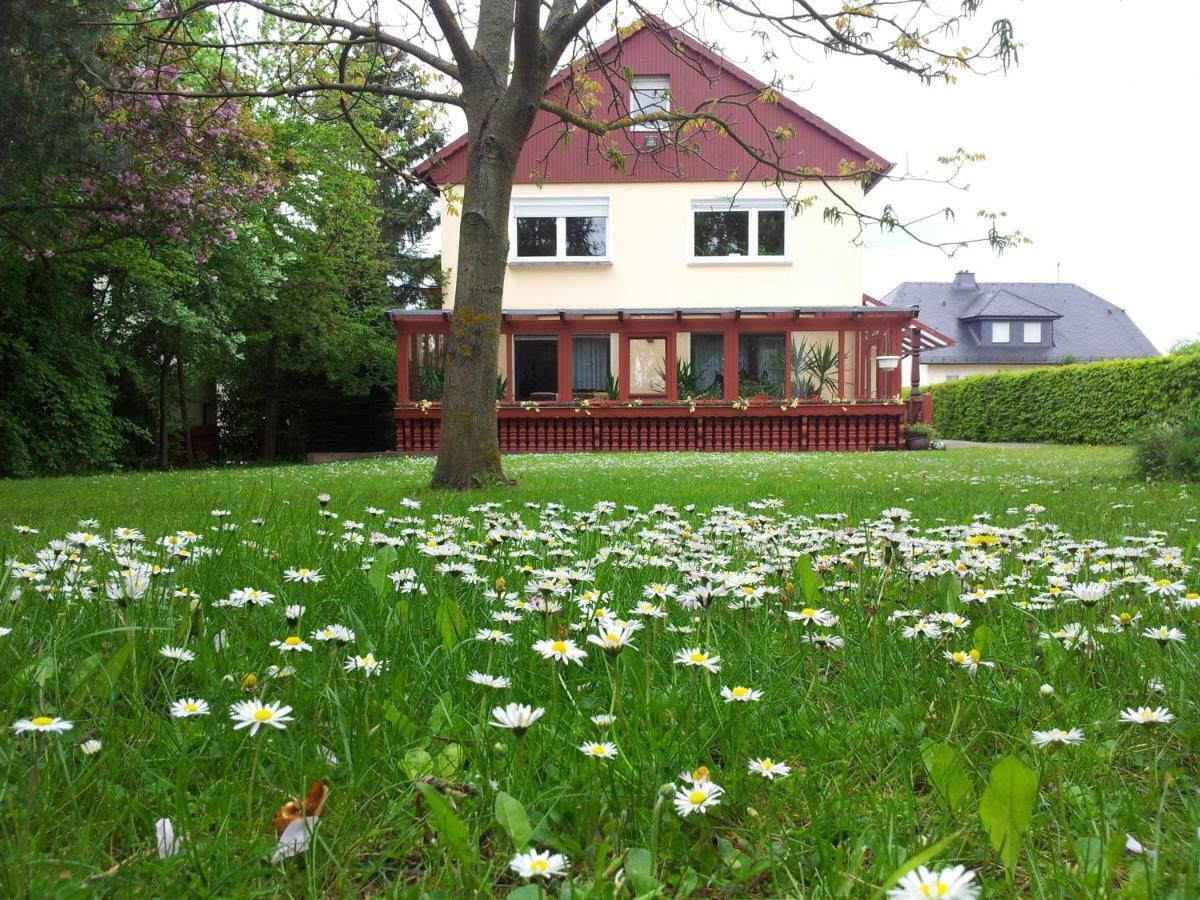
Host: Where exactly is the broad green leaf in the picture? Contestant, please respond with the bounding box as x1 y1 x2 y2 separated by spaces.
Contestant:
973 624 996 657
494 791 532 850
416 782 477 866
625 847 660 895
940 573 960 610
979 755 1037 872
433 742 464 777
69 638 134 704
878 832 962 894
368 546 396 597
796 556 820 602
402 748 433 779
436 596 466 650
506 886 542 900
920 742 972 813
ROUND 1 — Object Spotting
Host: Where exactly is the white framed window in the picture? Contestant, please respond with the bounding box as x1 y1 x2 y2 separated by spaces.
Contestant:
509 197 610 262
690 198 788 261
1023 321 1042 343
991 321 1010 343
630 75 670 131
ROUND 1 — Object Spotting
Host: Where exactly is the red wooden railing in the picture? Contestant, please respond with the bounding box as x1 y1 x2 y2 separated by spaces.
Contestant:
395 403 905 453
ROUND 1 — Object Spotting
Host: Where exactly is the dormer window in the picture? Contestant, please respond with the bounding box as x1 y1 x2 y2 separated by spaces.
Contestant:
1023 321 1042 343
630 76 670 131
991 322 1010 343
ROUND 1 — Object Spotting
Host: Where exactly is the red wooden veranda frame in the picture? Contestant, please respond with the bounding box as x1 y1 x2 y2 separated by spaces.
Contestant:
387 306 923 453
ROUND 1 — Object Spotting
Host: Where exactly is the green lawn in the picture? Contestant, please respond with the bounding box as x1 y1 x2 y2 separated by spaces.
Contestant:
0 447 1197 897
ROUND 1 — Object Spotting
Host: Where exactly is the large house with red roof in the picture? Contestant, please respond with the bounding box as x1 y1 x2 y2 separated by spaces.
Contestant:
389 18 948 453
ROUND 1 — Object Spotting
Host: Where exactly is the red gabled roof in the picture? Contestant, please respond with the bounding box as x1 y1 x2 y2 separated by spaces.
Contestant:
419 16 891 189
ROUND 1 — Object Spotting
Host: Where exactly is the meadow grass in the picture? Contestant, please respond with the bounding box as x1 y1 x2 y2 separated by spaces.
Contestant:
0 447 1196 897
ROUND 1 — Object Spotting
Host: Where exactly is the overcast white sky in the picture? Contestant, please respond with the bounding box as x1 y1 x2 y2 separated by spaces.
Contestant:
782 0 1200 352
402 1 1198 350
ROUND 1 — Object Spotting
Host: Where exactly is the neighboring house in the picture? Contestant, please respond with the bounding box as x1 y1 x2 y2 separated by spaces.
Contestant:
388 17 937 453
883 272 1158 384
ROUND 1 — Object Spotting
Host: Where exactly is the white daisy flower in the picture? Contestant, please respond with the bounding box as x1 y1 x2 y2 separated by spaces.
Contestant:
887 864 979 900
1119 706 1174 725
579 741 618 759
14 715 73 734
229 699 294 735
490 703 545 735
509 848 568 880
720 685 763 703
170 698 211 718
748 757 791 779
1031 727 1084 747
673 648 721 673
673 779 724 817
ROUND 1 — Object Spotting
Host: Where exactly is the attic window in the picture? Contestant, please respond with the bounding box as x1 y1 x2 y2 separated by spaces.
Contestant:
991 322 1010 343
1023 321 1042 343
630 76 670 131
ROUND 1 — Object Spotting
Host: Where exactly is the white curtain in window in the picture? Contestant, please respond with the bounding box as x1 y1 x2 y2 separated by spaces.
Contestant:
572 336 609 391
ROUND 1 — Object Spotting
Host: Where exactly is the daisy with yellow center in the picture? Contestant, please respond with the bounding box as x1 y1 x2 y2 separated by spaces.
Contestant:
673 779 724 817
578 741 618 760
229 699 294 735
271 636 313 652
887 864 978 899
720 685 763 702
170 698 211 718
509 848 568 880
14 715 74 734
532 637 587 664
748 757 791 779
673 648 721 673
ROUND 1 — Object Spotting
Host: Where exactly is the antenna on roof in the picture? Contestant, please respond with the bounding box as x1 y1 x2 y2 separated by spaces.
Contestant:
1056 261 1061 283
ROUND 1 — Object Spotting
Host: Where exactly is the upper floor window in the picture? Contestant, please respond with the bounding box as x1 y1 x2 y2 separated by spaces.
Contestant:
991 321 1010 343
510 197 609 262
1023 321 1042 343
630 76 670 131
691 199 787 260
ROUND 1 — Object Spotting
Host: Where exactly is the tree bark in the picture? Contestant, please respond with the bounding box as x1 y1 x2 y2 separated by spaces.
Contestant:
430 114 530 488
176 353 194 465
261 337 279 462
157 353 171 469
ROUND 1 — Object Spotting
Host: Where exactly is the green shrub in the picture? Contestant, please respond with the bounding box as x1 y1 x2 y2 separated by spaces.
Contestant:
1133 404 1200 481
929 355 1200 445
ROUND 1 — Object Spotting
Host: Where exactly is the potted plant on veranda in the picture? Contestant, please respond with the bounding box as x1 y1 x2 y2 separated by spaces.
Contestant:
904 422 935 450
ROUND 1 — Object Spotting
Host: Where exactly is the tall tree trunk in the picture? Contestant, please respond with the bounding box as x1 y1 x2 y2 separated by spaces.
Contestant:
431 117 530 488
157 353 171 469
261 337 279 462
176 353 194 465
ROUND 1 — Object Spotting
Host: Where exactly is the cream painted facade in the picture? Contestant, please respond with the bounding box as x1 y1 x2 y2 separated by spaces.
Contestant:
921 363 1053 384
439 180 866 312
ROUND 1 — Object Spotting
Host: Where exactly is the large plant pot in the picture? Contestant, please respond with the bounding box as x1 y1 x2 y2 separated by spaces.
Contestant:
905 433 931 451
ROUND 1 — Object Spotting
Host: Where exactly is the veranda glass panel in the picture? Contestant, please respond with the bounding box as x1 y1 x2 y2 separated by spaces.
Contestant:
688 333 724 396
738 333 786 397
572 336 610 393
629 338 667 395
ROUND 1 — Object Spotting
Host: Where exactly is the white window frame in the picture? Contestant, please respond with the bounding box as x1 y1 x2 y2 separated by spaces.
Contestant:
1023 321 1042 343
630 75 670 131
991 321 1010 343
689 197 790 264
508 196 611 264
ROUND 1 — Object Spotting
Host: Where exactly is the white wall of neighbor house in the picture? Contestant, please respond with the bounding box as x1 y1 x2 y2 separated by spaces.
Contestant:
439 180 866 311
921 363 1052 384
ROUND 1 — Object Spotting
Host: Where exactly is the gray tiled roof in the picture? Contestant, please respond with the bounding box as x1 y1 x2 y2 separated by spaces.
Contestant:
882 275 1158 365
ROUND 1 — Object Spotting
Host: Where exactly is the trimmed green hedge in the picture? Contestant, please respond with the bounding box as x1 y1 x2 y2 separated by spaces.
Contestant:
930 355 1200 444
